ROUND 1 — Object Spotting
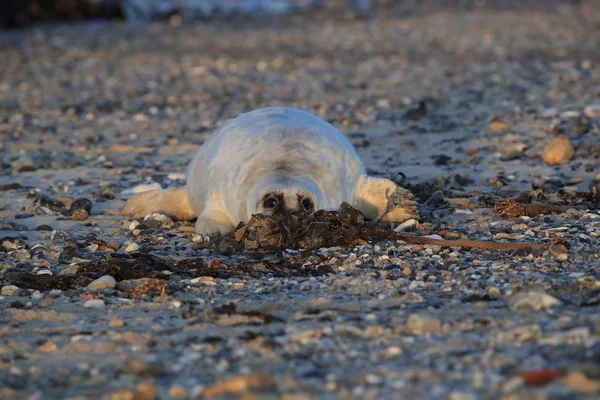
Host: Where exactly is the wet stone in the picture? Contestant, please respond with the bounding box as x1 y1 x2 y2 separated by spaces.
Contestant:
71 198 93 213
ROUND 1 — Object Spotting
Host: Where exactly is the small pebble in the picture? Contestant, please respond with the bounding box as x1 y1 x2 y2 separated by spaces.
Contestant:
189 276 217 286
72 209 89 221
508 290 562 311
125 243 140 252
51 230 70 240
168 386 188 398
87 275 117 291
583 104 600 118
31 290 44 300
38 341 57 353
1 285 20 296
167 173 186 180
39 297 53 308
101 189 116 199
560 110 581 120
144 213 174 229
36 269 53 276
406 314 442 335
12 249 31 261
71 198 93 213
488 121 510 132
379 346 402 358
83 299 106 309
108 318 124 328
394 218 417 232
423 234 444 240
541 136 574 166
59 264 80 275
564 371 600 393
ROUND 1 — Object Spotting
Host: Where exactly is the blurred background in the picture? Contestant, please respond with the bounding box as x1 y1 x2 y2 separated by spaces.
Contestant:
1 0 598 186
0 0 586 28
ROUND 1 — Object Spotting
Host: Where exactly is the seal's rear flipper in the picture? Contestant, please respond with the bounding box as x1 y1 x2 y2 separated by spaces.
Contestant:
353 176 418 222
122 187 196 221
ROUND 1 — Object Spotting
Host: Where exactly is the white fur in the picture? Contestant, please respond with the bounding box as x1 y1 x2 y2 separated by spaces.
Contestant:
123 107 417 235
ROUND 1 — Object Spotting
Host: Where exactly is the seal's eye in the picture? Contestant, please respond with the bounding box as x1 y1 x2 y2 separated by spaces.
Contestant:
263 197 278 209
301 197 314 212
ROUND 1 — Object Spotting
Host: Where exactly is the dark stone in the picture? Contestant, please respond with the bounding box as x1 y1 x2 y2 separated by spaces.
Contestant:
71 198 93 213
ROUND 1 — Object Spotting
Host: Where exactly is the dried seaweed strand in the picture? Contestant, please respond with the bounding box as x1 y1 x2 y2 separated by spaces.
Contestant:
361 228 545 251
493 199 574 217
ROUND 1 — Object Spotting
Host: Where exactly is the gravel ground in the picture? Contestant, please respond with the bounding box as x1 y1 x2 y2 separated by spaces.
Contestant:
1 1 600 399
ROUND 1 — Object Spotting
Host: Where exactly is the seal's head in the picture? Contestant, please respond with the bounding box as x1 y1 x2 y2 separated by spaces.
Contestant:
246 174 323 218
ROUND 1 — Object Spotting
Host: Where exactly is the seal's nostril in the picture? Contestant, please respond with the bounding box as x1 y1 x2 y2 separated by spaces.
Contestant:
301 197 314 212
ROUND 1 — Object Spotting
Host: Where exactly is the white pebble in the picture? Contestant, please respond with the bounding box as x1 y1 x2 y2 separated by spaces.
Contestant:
394 218 417 232
36 269 53 276
125 243 139 252
83 299 106 309
87 275 117 291
129 220 140 230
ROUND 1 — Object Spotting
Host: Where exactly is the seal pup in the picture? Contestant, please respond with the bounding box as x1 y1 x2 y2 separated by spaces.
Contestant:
122 107 417 236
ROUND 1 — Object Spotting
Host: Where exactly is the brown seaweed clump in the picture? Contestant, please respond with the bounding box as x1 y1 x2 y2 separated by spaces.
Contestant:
235 202 364 250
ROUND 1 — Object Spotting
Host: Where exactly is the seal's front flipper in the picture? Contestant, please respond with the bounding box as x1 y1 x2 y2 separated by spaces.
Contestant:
194 208 235 236
122 187 196 221
352 176 418 222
